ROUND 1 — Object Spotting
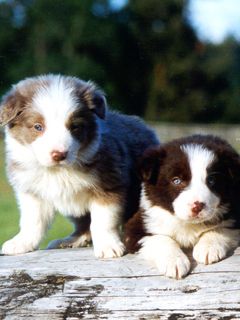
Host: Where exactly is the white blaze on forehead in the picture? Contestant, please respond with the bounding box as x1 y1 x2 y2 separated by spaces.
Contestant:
32 75 78 120
28 75 81 166
181 144 215 183
172 143 220 223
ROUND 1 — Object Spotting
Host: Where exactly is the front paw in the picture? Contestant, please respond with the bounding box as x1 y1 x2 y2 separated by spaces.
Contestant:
2 235 35 255
193 242 227 264
156 253 190 279
93 236 125 259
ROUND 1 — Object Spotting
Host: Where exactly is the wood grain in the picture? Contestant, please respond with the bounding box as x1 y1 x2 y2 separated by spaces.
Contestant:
0 247 239 319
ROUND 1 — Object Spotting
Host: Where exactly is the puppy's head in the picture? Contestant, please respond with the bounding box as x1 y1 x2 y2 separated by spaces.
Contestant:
140 135 240 224
0 74 107 167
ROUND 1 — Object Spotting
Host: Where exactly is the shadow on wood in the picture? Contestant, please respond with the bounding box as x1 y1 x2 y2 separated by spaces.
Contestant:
0 247 240 319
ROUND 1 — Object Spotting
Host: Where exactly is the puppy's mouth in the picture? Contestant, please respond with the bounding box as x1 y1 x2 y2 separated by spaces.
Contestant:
38 155 76 168
179 203 229 224
52 157 77 167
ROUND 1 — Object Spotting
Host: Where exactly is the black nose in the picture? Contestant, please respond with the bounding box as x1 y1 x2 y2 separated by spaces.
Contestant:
51 150 68 162
191 201 205 216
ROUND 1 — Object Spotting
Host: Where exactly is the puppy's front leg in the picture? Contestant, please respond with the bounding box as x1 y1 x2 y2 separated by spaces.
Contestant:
90 202 125 258
193 228 240 264
139 235 191 279
2 192 54 255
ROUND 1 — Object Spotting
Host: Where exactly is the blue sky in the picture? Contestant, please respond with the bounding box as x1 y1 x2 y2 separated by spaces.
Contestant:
187 0 240 43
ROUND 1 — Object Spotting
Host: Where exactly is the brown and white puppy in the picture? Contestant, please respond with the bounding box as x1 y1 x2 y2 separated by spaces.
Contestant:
125 135 240 278
0 74 159 257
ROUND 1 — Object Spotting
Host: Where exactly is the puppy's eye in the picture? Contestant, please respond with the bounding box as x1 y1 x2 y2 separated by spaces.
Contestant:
172 177 182 186
69 121 85 138
207 175 216 187
34 123 44 132
71 124 80 131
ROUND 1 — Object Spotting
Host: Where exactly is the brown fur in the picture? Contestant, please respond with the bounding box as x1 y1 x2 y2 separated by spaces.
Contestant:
0 78 51 126
66 109 98 153
124 210 147 253
8 110 45 144
141 144 191 213
1 75 159 254
124 134 240 254
76 83 106 119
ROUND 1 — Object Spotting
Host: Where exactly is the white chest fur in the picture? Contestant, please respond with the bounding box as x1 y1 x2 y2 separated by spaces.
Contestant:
143 206 221 248
8 163 96 217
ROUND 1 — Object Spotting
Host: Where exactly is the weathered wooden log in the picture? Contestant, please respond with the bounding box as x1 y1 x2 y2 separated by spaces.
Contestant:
0 247 240 319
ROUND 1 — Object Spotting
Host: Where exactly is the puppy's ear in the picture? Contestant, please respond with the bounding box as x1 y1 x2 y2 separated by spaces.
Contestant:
139 146 166 185
0 89 25 126
79 82 107 119
227 155 240 185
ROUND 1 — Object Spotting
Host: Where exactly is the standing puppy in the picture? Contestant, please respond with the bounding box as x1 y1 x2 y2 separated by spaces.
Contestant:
125 135 240 278
0 74 159 257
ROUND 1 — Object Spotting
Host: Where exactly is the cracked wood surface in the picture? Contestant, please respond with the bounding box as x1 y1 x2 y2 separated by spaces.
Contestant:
0 247 240 319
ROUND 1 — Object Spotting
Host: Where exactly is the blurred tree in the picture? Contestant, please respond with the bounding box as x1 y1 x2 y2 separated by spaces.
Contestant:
0 0 239 123
128 0 240 123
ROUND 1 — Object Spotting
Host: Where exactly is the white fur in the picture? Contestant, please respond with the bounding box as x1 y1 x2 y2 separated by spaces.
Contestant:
90 202 125 258
139 235 191 279
142 188 235 249
139 144 240 279
2 192 54 254
140 176 239 279
2 164 96 254
140 183 152 211
7 142 97 215
11 75 100 168
193 228 240 264
173 144 223 222
31 77 83 166
68 233 92 248
2 76 122 257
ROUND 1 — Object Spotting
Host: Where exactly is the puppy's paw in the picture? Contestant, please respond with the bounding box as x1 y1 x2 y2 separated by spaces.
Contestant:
47 232 92 249
156 253 191 279
193 242 227 264
93 236 125 259
2 235 35 255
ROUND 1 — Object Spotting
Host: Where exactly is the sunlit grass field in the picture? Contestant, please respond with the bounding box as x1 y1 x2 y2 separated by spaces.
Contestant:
0 139 72 249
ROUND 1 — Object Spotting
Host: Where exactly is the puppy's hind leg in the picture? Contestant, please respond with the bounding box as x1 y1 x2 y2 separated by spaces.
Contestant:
47 213 92 249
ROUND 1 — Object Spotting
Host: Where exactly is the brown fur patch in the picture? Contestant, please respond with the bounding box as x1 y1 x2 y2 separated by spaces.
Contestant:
2 75 160 254
124 210 147 253
124 134 240 255
66 108 98 149
92 189 124 207
0 91 27 126
141 144 191 213
74 82 106 119
0 77 50 126
8 109 45 144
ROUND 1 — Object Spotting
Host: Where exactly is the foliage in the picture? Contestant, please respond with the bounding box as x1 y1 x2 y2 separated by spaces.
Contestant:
0 0 239 123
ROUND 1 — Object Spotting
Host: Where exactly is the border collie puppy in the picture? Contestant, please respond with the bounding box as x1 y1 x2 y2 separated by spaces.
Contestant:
125 135 240 279
0 74 159 257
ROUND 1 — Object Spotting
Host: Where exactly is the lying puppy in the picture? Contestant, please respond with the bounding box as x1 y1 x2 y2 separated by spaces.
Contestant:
125 135 240 278
0 74 159 257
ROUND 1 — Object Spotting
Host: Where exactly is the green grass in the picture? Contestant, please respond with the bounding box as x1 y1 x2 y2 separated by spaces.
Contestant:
0 139 73 249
